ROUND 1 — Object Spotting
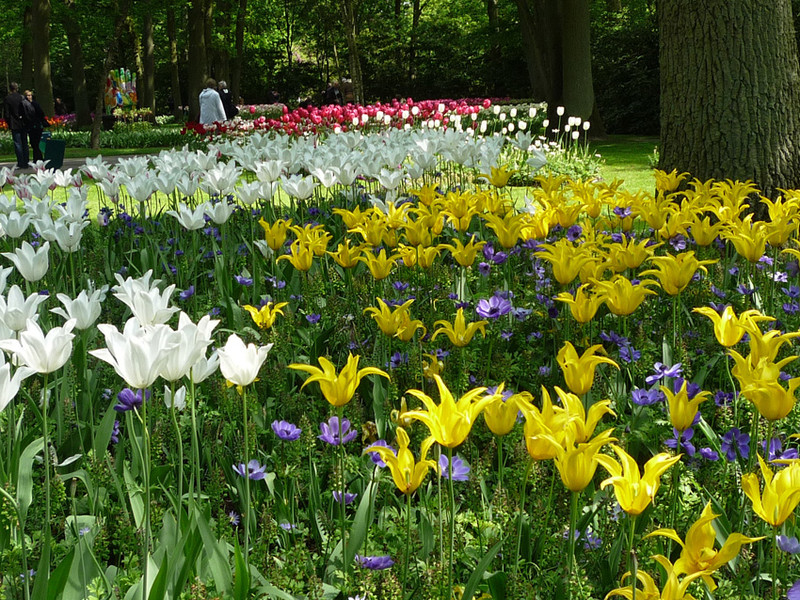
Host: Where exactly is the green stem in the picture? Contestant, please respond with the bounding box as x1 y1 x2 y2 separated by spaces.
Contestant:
189 373 201 510
242 386 252 576
169 394 183 530
42 372 51 572
0 487 29 600
437 445 444 599
497 436 504 492
512 460 533 583
629 514 637 600
338 406 348 591
447 446 455 600
772 524 779 600
141 387 151 600
403 491 412 596
567 491 580 600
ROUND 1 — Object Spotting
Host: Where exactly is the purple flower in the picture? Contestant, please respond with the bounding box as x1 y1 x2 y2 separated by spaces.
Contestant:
110 420 120 444
306 313 321 324
664 427 695 456
720 428 749 461
512 307 532 321
114 388 150 412
475 296 511 319
762 437 799 463
672 377 701 399
478 262 491 276
393 281 409 292
699 447 719 461
783 285 800 299
538 365 551 377
632 388 664 406
619 345 640 364
566 225 583 242
279 522 298 532
439 454 470 481
388 351 409 369
435 348 450 359
645 362 683 386
778 535 800 554
232 459 268 480
366 440 396 467
235 274 253 286
272 420 302 441
613 206 632 219
714 390 734 407
319 416 358 446
500 330 513 340
668 234 687 251
228 511 240 526
355 554 394 570
333 490 358 505
179 285 195 301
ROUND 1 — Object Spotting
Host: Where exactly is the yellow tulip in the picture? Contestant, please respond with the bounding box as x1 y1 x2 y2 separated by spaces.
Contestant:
721 217 768 263
520 388 570 460
537 238 597 287
332 205 369 229
484 212 527 249
605 561 710 600
441 236 486 268
397 244 441 269
409 183 443 207
442 191 480 232
276 239 315 271
555 283 603 324
478 165 515 188
395 311 426 342
660 380 711 432
538 428 617 493
350 213 391 247
482 387 533 437
653 168 689 194
328 238 364 268
258 217 292 251
605 236 659 272
242 301 288 330
553 387 615 444
422 353 444 380
289 353 389 407
402 217 436 247
688 213 724 247
363 298 415 337
597 445 682 516
556 341 619 396
404 374 495 448
592 275 659 316
640 251 717 296
739 324 800 365
356 248 399 280
729 350 800 420
364 427 437 495
693 305 772 347
431 308 488 347
646 502 763 590
742 454 800 526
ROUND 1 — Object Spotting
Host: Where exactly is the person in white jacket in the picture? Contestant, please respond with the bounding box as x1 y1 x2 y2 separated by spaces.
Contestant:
198 78 226 125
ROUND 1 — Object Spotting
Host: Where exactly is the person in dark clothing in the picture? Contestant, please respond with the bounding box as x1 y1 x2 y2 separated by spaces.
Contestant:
323 81 343 106
54 97 67 116
217 80 239 120
24 90 48 162
3 82 29 169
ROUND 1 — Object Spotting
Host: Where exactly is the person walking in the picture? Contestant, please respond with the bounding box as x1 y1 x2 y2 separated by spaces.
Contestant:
217 80 239 120
198 78 226 125
3 82 29 169
24 90 48 163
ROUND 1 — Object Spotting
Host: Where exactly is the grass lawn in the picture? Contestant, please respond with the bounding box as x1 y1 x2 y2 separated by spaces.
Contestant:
592 134 659 192
0 146 173 164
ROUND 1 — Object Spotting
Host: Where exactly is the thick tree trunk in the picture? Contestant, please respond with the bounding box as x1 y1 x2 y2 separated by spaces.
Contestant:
126 15 144 98
31 0 54 115
342 0 364 103
205 0 214 76
561 0 594 119
21 6 33 91
187 0 208 121
167 7 183 119
231 0 247 102
659 0 800 197
487 0 502 96
408 0 421 92
142 9 155 113
514 0 562 110
62 0 91 126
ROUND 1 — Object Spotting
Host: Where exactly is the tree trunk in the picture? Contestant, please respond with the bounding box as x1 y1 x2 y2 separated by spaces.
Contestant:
659 0 800 197
62 0 91 126
142 9 155 113
31 0 54 115
514 0 562 109
92 0 130 148
487 0 502 96
408 0 421 92
187 0 207 121
205 0 214 76
21 6 33 91
127 14 144 98
342 0 364 103
231 0 247 102
167 6 183 119
561 0 594 119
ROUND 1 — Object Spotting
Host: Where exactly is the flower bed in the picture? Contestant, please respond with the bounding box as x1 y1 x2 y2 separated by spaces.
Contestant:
0 129 798 600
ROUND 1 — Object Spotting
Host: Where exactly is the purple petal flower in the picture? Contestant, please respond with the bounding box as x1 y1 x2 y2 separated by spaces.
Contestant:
306 313 321 324
778 535 800 554
228 511 240 526
272 420 302 441
699 447 719 461
478 262 491 276
366 440 396 467
114 388 150 412
645 362 683 386
234 274 253 286
566 225 583 242
318 416 358 446
664 427 695 456
721 427 750 461
355 554 394 570
439 454 470 481
179 285 195 301
333 491 358 505
631 388 664 406
232 459 268 480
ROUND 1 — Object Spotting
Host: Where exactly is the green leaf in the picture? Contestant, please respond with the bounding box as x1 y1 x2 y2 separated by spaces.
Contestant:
17 436 44 524
461 540 503 600
147 552 169 600
419 510 435 558
258 582 296 599
47 547 74 600
233 541 251 599
487 570 507 600
195 507 232 594
372 376 388 439
31 541 50 600
344 481 376 568
93 403 119 460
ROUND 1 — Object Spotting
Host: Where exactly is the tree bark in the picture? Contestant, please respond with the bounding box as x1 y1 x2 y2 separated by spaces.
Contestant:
21 6 33 91
142 9 155 113
62 0 91 126
561 0 594 119
487 0 502 96
659 0 800 197
514 0 562 109
31 0 54 115
231 0 247 102
408 0 422 92
167 6 183 119
205 0 214 76
188 0 208 121
342 0 364 103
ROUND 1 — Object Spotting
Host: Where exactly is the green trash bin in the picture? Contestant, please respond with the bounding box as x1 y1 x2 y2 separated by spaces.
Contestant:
44 139 66 170
39 131 52 154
